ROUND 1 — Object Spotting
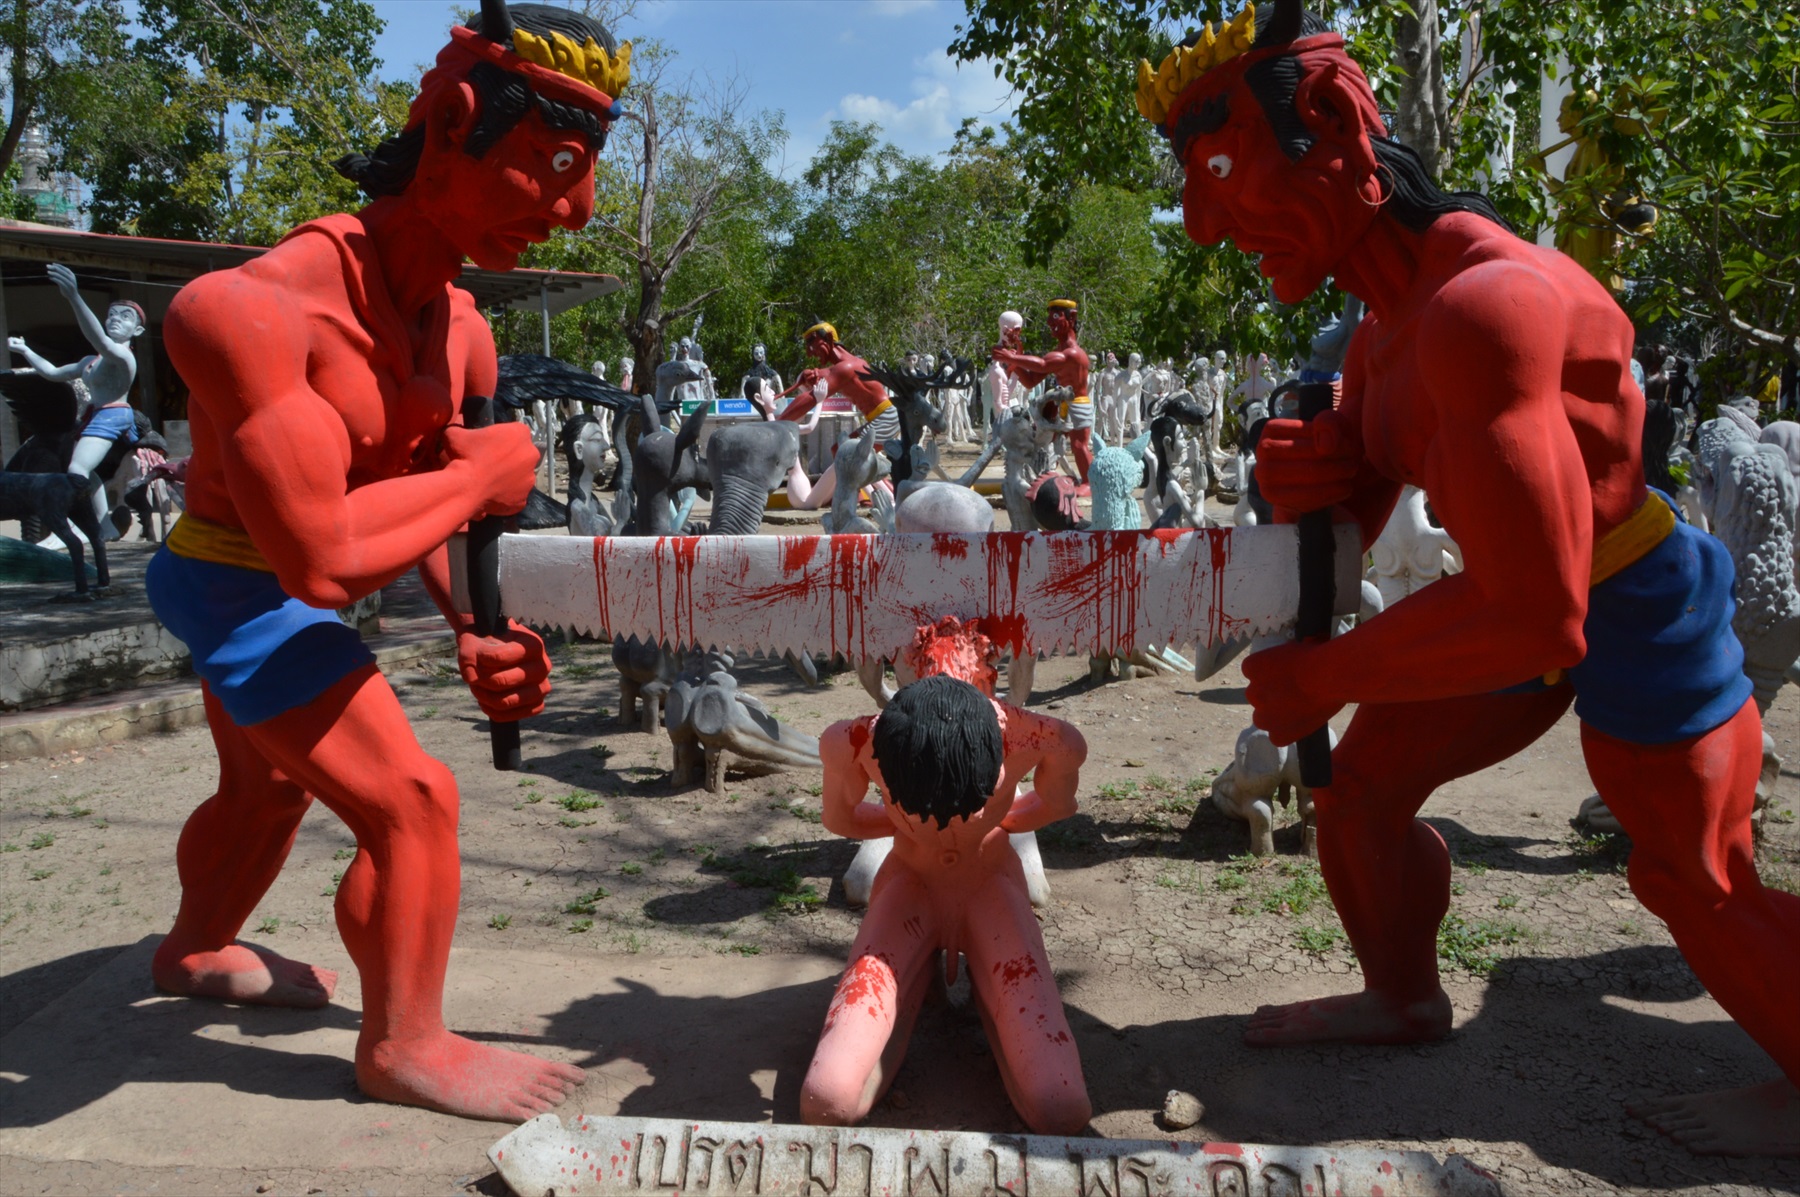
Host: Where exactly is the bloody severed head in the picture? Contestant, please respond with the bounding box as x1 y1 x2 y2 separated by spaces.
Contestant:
1138 0 1504 304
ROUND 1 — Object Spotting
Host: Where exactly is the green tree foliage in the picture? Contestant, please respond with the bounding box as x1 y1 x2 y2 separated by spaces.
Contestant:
1479 1 1797 374
499 42 790 388
0 0 130 176
955 0 1798 379
47 0 411 244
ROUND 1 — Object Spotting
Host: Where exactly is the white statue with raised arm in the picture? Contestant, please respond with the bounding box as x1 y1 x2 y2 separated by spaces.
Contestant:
8 263 146 538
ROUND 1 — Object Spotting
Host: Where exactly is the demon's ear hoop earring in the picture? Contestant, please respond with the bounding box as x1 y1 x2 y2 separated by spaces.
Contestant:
1358 161 1392 210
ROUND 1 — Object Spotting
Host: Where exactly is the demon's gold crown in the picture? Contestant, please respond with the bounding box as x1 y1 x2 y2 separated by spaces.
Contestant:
1135 6 1257 126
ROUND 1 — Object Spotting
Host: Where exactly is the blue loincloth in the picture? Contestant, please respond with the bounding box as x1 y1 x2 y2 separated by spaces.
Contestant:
1502 492 1751 744
145 549 374 726
80 405 139 444
1568 500 1751 744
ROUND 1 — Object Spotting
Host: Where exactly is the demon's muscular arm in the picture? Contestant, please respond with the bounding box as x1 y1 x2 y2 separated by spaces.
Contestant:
168 271 548 721
992 346 1060 390
1246 264 1597 744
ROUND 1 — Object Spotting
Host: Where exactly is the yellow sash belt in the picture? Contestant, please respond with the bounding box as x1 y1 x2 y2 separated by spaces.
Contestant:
166 514 274 573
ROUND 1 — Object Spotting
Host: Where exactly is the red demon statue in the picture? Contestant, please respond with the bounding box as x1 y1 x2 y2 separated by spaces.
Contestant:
1142 0 1800 1155
145 0 628 1119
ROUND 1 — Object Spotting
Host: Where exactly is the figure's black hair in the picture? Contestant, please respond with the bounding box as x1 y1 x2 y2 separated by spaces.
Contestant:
335 3 615 198
1235 12 1511 233
872 674 1002 830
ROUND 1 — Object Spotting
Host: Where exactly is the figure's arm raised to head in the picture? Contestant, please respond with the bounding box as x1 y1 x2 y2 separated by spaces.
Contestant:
165 269 538 608
1303 261 1592 701
820 720 893 840
999 708 1085 834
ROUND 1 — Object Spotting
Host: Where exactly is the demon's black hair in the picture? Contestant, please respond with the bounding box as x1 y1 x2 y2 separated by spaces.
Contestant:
872 674 1003 830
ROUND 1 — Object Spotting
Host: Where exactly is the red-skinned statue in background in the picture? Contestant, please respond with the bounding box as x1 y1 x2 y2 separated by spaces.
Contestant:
801 617 1091 1134
1142 0 1800 1155
144 0 629 1120
991 300 1093 485
779 321 898 511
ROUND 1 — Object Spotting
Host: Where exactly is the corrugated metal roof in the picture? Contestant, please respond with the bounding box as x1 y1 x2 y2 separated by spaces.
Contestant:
0 219 621 314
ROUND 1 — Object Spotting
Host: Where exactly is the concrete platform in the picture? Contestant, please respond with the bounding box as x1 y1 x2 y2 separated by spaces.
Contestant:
0 938 841 1180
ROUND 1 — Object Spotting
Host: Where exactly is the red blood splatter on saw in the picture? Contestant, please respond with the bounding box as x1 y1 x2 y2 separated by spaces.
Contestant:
931 533 969 560
782 536 821 573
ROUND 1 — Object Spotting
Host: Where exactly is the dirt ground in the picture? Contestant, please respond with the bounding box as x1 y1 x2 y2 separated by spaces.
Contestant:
5 452 1800 1196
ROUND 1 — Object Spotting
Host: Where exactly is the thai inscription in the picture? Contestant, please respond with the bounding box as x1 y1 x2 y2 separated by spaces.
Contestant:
489 1114 1500 1197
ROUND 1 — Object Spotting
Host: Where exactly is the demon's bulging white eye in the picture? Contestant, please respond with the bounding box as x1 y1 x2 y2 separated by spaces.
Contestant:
1207 154 1232 179
552 150 576 173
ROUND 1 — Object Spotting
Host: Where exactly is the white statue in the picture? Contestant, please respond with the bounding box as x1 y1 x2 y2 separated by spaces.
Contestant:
1212 723 1336 858
1367 485 1462 610
985 310 1027 434
739 341 783 417
7 263 146 539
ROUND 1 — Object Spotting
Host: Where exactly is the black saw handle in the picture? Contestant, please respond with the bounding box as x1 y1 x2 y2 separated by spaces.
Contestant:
1289 380 1337 789
462 393 522 771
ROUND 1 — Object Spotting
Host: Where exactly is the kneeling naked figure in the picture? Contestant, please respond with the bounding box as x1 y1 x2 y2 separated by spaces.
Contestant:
802 618 1091 1135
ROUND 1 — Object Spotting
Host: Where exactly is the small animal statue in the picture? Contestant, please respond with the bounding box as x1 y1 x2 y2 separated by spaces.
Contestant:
1210 723 1338 857
0 468 109 597
665 657 821 793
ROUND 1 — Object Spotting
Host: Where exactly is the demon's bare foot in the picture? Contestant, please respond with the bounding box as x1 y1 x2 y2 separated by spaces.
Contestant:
1629 1079 1800 1156
359 1032 585 1122
1243 988 1452 1047
153 938 337 1008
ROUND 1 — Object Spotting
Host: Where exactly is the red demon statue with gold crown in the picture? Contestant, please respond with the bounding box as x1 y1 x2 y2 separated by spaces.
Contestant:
1141 0 1800 1155
144 1 627 1119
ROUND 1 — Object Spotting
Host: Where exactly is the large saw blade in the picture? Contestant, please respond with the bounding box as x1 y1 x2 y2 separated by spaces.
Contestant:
486 527 1362 662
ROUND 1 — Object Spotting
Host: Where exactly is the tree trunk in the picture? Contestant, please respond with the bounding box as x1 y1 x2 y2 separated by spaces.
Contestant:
0 0 38 177
1393 0 1447 179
